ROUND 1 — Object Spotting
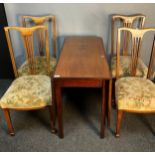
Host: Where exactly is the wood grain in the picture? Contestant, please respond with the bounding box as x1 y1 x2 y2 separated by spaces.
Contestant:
54 36 111 79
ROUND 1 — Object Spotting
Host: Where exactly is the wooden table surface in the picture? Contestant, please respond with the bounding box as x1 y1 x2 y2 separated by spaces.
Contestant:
54 36 111 79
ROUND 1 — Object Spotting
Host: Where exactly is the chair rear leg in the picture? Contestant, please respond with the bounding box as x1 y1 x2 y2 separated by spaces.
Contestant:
116 110 123 137
3 109 15 136
48 106 57 134
112 79 116 109
108 79 112 128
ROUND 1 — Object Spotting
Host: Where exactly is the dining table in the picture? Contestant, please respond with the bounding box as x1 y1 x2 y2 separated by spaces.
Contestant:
53 36 111 138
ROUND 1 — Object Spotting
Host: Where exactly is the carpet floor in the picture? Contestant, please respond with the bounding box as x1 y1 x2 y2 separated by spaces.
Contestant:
0 79 155 152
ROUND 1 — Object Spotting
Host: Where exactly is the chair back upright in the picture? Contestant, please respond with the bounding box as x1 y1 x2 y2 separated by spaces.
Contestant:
116 27 155 79
21 15 57 57
147 35 155 80
4 26 50 77
111 14 145 57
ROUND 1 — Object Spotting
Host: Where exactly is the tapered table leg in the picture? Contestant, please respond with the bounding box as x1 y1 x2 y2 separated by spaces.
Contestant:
55 84 64 138
100 81 106 138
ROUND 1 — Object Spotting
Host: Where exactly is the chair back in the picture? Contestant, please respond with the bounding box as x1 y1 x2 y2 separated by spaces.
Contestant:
21 15 57 57
147 35 155 80
116 27 155 79
111 14 145 57
4 26 50 77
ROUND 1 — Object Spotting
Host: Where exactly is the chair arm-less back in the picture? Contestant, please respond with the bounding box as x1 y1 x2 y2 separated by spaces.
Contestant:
111 14 146 57
116 27 155 79
147 35 155 79
4 26 50 77
21 15 57 57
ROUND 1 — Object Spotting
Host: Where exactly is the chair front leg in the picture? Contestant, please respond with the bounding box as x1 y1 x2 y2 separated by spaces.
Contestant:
48 105 57 134
3 109 15 136
116 110 123 137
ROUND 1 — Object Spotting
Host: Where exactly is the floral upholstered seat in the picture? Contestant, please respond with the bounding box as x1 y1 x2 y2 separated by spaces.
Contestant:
111 56 148 78
18 56 57 76
0 75 52 110
115 77 155 112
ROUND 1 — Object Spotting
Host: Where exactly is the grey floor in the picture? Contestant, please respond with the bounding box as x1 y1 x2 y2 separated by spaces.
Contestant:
0 79 155 152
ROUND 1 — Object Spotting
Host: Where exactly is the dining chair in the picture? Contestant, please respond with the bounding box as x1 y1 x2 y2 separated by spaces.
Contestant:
0 26 56 135
108 14 147 127
19 15 57 76
115 27 155 137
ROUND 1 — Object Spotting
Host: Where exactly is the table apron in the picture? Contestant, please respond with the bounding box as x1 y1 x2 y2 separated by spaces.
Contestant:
53 79 104 88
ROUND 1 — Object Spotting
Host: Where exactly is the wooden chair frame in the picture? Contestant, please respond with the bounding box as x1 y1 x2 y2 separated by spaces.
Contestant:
3 105 56 136
111 14 145 57
4 26 50 78
115 28 155 137
3 26 56 135
108 14 146 128
116 28 155 79
21 15 57 57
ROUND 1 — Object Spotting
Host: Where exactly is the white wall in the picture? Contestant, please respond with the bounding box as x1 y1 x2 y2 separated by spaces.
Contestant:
4 3 155 64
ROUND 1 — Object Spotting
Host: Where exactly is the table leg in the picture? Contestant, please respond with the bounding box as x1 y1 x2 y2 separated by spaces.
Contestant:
52 79 57 126
100 80 106 138
55 85 64 138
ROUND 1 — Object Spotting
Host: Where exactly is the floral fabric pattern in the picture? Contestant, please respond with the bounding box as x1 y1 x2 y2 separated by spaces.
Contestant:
115 77 155 111
111 56 148 78
0 75 52 110
18 56 57 76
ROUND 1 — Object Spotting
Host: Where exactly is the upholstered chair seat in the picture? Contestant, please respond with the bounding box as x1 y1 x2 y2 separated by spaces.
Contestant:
18 56 57 76
111 56 148 78
0 75 52 110
115 77 155 112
